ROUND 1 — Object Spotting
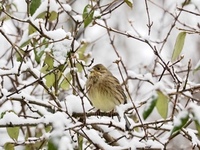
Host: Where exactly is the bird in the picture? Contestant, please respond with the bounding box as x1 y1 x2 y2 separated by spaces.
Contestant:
86 64 130 128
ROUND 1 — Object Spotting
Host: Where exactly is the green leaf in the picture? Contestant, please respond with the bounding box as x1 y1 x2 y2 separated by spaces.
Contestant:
78 43 89 60
83 4 94 27
44 52 54 71
156 90 169 119
1 111 7 118
16 49 25 62
48 139 57 150
124 0 133 8
143 95 157 120
49 11 58 21
171 111 189 135
193 61 200 73
60 78 70 90
182 0 191 7
189 106 200 136
34 49 45 64
28 24 36 35
171 32 187 61
20 39 31 48
45 125 52 133
7 126 20 140
60 71 71 90
41 64 48 74
36 12 46 19
45 73 55 87
4 143 14 150
30 0 41 15
194 66 200 73
34 39 48 63
78 134 83 150
194 120 200 136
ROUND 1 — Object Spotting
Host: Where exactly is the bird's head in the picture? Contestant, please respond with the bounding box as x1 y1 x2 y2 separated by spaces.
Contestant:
88 64 111 78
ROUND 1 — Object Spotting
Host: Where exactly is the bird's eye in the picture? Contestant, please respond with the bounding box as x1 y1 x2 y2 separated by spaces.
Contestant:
96 67 101 70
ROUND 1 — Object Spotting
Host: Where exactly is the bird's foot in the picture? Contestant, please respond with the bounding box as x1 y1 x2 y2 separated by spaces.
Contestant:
95 109 101 118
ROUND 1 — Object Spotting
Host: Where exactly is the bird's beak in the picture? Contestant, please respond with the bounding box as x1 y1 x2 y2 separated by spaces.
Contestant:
88 68 95 76
88 68 94 73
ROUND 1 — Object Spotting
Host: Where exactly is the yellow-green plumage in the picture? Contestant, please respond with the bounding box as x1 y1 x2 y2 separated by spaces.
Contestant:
86 64 126 112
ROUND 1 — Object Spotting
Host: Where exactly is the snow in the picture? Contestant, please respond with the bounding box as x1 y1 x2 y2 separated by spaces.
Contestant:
72 15 83 22
130 138 145 149
0 111 40 125
173 110 188 127
1 111 20 124
187 128 200 147
93 10 101 18
188 103 200 122
47 112 69 135
32 0 59 19
81 127 130 150
145 140 164 149
86 116 125 131
1 0 200 149
18 29 30 46
58 136 73 150
52 39 76 66
115 104 130 128
29 17 72 40
43 28 69 40
0 111 71 133
0 62 20 75
127 70 154 83
65 95 92 114
62 4 72 12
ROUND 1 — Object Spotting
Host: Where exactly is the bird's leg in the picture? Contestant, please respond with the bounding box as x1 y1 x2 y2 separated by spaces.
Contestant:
95 109 101 118
109 109 115 119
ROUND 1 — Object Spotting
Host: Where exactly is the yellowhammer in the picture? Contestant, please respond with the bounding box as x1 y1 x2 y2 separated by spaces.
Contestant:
86 64 130 128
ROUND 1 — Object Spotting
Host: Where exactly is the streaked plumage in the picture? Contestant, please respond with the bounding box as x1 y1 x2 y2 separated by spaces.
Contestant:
86 64 126 112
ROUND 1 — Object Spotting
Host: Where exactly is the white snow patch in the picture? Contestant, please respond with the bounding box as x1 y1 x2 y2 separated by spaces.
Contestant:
173 110 188 126
62 4 72 12
72 15 83 22
32 0 59 19
65 95 92 114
